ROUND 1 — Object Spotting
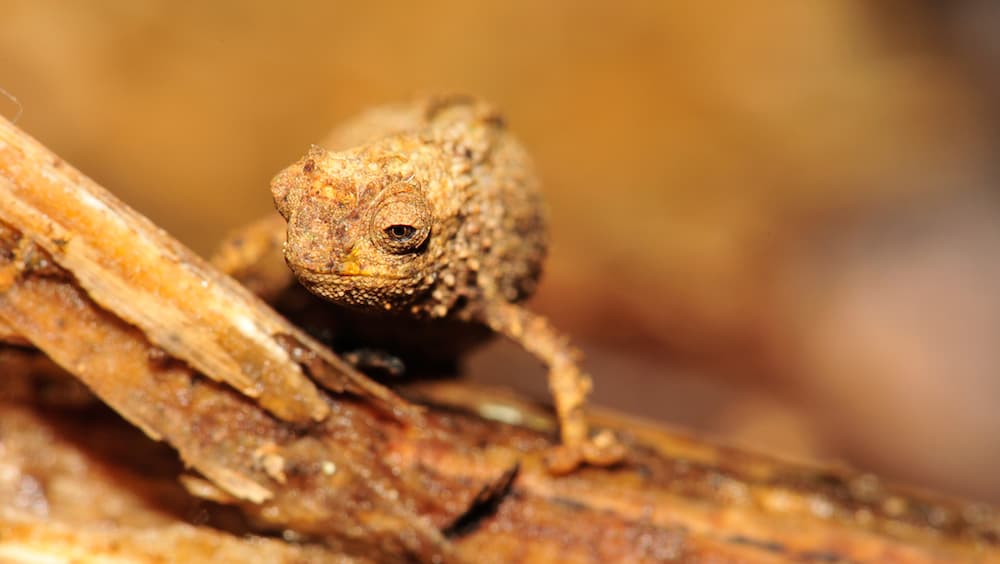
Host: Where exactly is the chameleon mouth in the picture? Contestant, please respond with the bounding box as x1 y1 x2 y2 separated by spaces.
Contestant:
285 244 406 281
331 271 407 280
293 265 406 281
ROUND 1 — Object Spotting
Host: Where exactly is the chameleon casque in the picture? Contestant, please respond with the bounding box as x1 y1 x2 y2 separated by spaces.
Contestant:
266 95 623 472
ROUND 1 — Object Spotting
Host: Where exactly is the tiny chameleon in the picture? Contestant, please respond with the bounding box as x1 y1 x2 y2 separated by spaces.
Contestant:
270 95 624 473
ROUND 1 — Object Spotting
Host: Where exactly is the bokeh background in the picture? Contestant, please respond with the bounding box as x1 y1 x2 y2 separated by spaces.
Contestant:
2 1 998 501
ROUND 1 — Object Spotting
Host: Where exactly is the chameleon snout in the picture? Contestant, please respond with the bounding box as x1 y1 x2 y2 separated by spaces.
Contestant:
284 231 368 278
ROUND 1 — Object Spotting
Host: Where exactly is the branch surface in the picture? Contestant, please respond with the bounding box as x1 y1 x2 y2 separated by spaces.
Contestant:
0 116 412 424
0 116 997 563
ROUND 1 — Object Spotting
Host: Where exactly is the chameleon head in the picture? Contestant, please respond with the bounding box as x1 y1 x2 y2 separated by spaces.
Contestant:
271 145 440 312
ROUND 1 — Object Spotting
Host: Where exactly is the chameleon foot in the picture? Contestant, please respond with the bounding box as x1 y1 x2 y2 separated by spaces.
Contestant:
545 429 626 475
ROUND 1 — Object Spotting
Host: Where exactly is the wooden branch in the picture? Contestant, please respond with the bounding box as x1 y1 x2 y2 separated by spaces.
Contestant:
0 396 356 564
1 512 346 564
0 251 464 559
0 115 997 563
0 117 455 560
0 116 412 424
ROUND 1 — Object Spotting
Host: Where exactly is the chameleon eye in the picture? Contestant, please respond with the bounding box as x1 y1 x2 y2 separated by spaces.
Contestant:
371 187 431 255
385 224 417 241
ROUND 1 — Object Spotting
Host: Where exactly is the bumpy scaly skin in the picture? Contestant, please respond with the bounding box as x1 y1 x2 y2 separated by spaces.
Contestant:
272 98 544 320
272 96 624 472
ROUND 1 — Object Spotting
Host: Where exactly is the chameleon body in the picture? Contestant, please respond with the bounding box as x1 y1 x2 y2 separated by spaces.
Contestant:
271 96 623 472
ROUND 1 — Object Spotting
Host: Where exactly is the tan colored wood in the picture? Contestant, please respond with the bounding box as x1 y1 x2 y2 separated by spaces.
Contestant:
0 114 996 563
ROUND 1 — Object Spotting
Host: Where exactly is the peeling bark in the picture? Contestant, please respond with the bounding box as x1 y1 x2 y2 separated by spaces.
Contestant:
0 115 997 563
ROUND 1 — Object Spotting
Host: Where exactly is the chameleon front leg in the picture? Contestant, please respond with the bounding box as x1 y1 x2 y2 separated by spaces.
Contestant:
211 213 296 300
483 301 625 473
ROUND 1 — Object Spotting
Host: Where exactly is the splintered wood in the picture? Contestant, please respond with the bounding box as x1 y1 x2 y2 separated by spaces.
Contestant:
0 117 410 424
0 114 997 563
0 117 453 560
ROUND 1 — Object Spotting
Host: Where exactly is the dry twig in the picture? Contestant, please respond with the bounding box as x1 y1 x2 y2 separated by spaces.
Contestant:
0 115 997 563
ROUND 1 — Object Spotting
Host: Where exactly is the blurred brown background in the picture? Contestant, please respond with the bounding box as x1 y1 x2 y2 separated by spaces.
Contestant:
2 1 998 501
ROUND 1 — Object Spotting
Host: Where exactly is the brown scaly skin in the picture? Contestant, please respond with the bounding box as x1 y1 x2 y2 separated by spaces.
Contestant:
271 96 624 473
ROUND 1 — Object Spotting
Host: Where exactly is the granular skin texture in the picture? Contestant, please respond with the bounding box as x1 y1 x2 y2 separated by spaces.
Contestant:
272 95 624 472
272 96 544 320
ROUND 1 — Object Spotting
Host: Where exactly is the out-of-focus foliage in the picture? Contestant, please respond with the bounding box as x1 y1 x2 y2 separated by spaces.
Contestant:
2 1 998 501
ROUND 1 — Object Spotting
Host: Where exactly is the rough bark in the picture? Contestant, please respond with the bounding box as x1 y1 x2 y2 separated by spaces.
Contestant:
0 115 997 563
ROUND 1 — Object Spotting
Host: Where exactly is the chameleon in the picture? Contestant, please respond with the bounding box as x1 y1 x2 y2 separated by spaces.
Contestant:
262 95 624 473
